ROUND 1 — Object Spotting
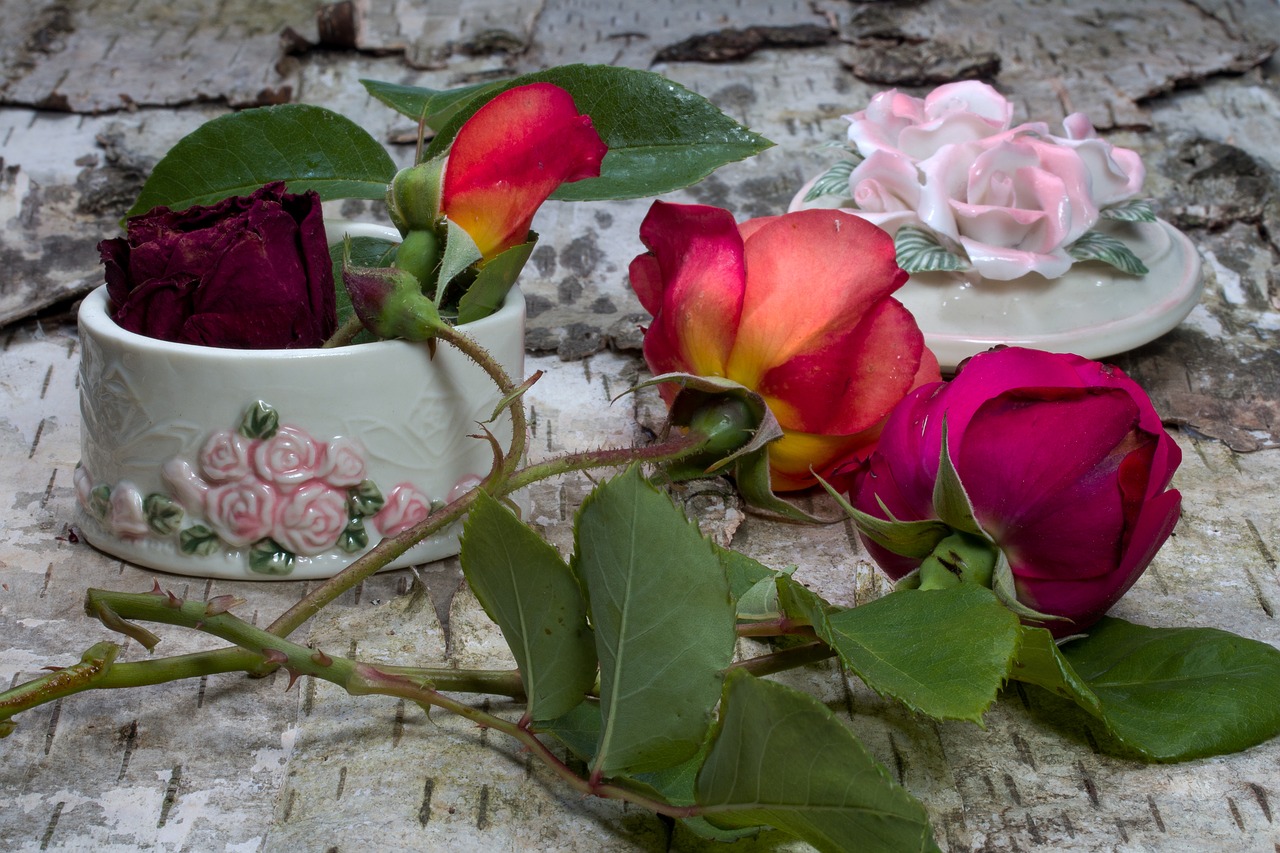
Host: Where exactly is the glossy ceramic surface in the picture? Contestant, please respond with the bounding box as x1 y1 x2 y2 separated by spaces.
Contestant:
75 222 525 579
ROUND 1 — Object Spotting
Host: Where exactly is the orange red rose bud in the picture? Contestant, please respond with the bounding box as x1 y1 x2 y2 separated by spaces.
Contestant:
441 83 608 260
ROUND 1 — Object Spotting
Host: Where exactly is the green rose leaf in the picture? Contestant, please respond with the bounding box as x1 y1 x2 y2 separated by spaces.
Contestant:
1052 617 1280 761
1067 230 1150 275
128 104 397 217
1100 198 1157 222
714 545 775 605
460 492 597 723
572 468 736 777
696 670 940 853
416 64 773 201
238 401 279 440
802 158 857 203
894 226 969 274
813 586 1021 724
337 518 368 554
345 479 385 518
143 494 184 537
248 539 294 576
362 78 507 132
178 525 220 557
1008 625 1104 715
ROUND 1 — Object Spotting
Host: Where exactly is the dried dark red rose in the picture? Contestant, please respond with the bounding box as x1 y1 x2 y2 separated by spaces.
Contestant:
99 182 336 349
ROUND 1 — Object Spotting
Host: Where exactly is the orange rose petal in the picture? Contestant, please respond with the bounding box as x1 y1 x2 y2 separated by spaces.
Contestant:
442 83 607 259
726 210 906 388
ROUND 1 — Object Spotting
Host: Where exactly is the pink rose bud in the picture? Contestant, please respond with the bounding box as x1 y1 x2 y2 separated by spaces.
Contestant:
840 347 1182 636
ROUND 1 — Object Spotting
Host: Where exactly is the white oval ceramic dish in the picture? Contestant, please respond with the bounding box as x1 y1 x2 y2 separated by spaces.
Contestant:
76 221 525 579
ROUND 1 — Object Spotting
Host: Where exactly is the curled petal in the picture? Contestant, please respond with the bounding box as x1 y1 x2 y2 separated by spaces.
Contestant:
758 297 932 436
442 83 608 259
725 210 906 388
631 201 747 378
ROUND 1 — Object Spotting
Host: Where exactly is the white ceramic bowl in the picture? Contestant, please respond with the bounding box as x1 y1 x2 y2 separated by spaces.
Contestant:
75 222 525 579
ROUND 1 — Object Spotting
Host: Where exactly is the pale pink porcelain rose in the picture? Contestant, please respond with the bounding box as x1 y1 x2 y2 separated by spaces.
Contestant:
199 430 253 482
372 483 434 537
1054 113 1146 208
272 482 349 556
107 481 150 539
846 81 1013 161
253 425 321 485
843 150 926 233
318 436 367 487
161 458 211 511
205 479 277 547
916 130 1101 280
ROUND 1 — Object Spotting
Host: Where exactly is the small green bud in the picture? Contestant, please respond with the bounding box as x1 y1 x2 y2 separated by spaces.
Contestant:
343 245 445 342
386 158 446 235
395 228 441 289
687 396 756 459
916 531 998 591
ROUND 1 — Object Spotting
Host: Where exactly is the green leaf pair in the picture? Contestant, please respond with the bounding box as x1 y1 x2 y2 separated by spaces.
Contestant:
460 469 938 851
131 65 772 218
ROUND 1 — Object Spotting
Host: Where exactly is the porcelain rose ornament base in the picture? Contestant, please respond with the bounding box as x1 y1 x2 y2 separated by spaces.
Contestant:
75 222 525 580
793 81 1203 370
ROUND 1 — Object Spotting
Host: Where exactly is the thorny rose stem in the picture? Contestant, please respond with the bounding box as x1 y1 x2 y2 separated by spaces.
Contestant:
0 325 830 815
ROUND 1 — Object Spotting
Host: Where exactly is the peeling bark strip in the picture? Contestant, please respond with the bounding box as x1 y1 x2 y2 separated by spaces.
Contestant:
826 0 1276 130
654 24 835 63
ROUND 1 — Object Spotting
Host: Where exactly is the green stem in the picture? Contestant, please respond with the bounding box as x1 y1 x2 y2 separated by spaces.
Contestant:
730 642 835 678
323 315 366 348
59 589 701 819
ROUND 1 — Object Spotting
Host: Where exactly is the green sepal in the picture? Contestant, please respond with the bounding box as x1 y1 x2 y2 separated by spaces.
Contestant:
394 228 441 291
991 550 1066 625
385 158 446 234
455 239 536 324
435 218 484 306
343 239 446 341
816 473 952 560
916 531 998 591
932 421 986 537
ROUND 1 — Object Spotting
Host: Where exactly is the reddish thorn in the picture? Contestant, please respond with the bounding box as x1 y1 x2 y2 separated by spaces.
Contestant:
284 668 303 691
164 591 183 609
310 649 333 667
149 580 165 596
204 595 244 617
261 648 288 666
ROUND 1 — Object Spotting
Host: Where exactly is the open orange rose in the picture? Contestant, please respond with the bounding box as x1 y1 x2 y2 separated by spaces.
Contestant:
629 201 940 490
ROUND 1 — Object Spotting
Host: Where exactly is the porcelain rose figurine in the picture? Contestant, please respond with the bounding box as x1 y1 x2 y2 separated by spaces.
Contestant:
792 82 1152 281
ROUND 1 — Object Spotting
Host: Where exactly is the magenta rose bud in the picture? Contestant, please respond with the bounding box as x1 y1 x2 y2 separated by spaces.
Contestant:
842 347 1182 636
99 182 336 349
